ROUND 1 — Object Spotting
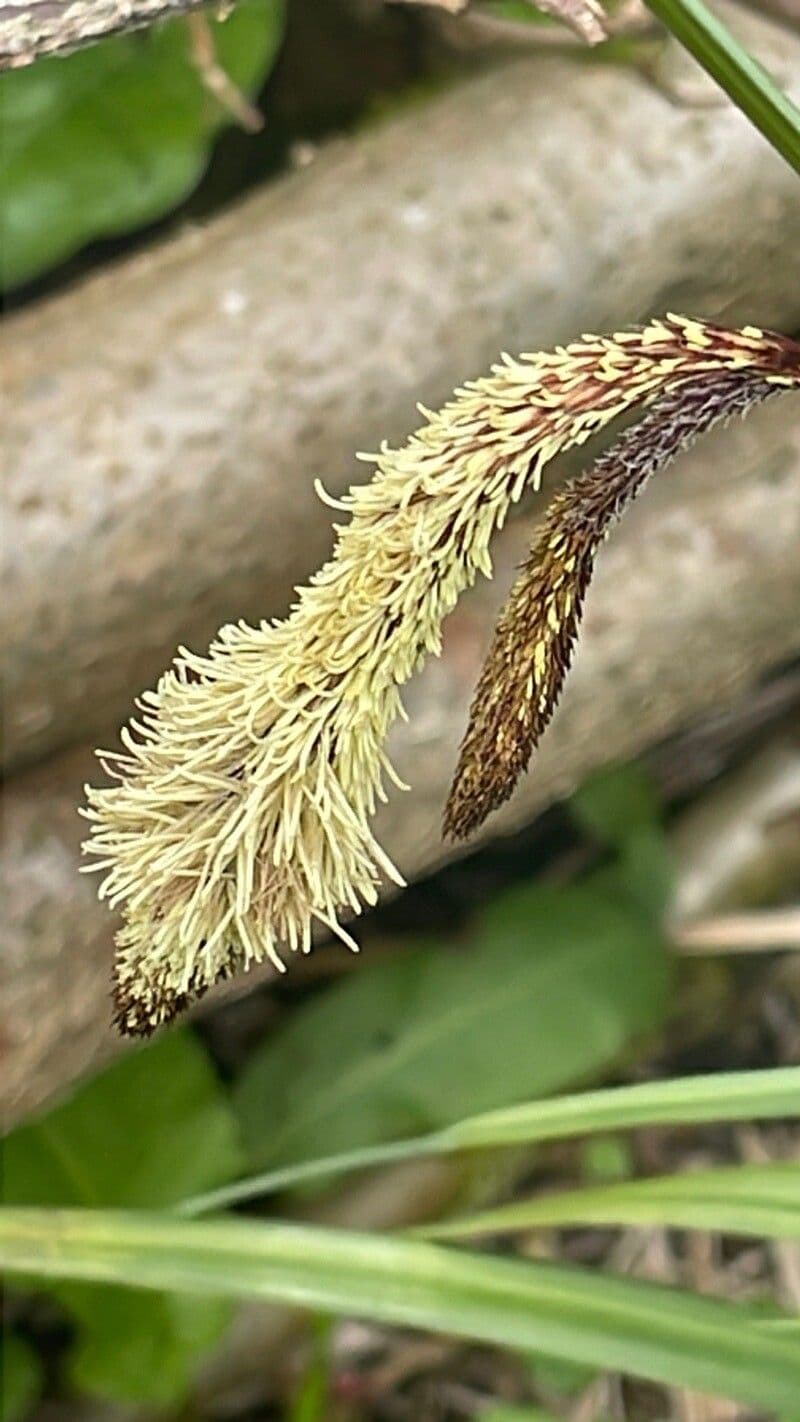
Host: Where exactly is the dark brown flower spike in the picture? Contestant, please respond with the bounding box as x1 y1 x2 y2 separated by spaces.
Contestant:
443 369 788 840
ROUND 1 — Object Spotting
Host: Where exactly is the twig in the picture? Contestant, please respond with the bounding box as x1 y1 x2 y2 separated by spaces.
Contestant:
672 907 800 954
186 10 263 132
390 0 609 44
534 0 608 45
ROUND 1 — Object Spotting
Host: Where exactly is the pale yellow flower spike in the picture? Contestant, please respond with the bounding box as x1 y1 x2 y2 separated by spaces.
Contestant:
82 315 800 1034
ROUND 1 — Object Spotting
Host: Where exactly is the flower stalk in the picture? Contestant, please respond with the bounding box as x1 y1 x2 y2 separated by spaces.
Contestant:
82 316 800 1034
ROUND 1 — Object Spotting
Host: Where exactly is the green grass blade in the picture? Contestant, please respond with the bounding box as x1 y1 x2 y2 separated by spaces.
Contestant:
447 1067 800 1149
2 1208 800 1410
180 1067 800 1214
418 1164 800 1241
643 0 800 174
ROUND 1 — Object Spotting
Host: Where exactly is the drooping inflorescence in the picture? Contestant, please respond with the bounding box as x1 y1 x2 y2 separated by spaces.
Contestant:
443 370 782 840
82 316 800 1034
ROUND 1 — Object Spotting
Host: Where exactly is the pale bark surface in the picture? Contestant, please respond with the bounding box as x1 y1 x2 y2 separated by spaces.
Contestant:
2 4 800 1123
0 0 211 69
3 7 800 773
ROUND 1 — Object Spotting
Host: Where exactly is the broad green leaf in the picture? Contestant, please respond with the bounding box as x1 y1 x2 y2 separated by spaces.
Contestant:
617 824 674 919
570 764 673 917
2 1031 243 1208
235 883 669 1170
2 1208 800 1412
0 0 284 289
0 1334 42 1422
571 762 661 848
1 1032 244 1406
524 1350 597 1397
418 1163 800 1241
184 1066 800 1213
579 1134 633 1182
64 1284 231 1407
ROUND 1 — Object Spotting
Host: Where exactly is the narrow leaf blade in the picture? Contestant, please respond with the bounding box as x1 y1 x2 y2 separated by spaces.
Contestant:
2 1208 800 1411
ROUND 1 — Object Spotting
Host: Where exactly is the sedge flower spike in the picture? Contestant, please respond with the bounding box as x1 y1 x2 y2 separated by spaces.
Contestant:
82 315 800 1035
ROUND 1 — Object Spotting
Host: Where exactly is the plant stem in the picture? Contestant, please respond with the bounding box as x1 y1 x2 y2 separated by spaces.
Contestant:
643 0 800 174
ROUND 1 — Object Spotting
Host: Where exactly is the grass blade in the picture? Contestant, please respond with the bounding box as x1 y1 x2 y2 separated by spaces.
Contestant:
180 1067 800 1214
643 0 800 174
447 1068 800 1149
418 1163 800 1241
2 1207 800 1410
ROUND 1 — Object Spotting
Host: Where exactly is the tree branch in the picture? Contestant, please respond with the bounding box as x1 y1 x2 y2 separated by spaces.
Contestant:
0 0 215 70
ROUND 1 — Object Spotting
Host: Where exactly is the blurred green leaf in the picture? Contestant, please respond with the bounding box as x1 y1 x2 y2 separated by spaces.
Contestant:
0 0 283 289
524 1349 598 1398
617 824 674 919
0 1334 42 1422
418 1162 800 1241
288 1325 331 1422
2 1031 244 1406
2 1031 243 1207
571 763 673 919
451 1067 800 1151
235 882 669 1170
188 1065 800 1212
571 762 661 848
579 1133 633 1182
3 1208 800 1411
64 1284 231 1406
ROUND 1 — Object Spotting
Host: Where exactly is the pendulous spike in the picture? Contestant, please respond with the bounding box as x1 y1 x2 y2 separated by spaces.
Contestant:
81 317 800 1033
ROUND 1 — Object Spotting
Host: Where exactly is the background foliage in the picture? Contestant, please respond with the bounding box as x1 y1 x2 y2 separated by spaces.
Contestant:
0 0 284 290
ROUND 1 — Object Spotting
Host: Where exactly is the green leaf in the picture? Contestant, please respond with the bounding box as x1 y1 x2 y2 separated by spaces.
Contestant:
417 1163 800 1241
449 1066 800 1151
2 1208 800 1412
1 1031 244 1406
0 1334 42 1422
2 1031 243 1208
184 1065 800 1213
0 0 284 289
525 1350 598 1398
570 764 674 918
579 1134 633 1183
617 824 674 920
571 763 661 848
64 1284 231 1408
234 883 669 1171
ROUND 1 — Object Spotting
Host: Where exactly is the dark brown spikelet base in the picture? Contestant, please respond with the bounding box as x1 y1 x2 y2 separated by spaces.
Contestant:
111 952 235 1037
443 371 780 841
111 976 194 1037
